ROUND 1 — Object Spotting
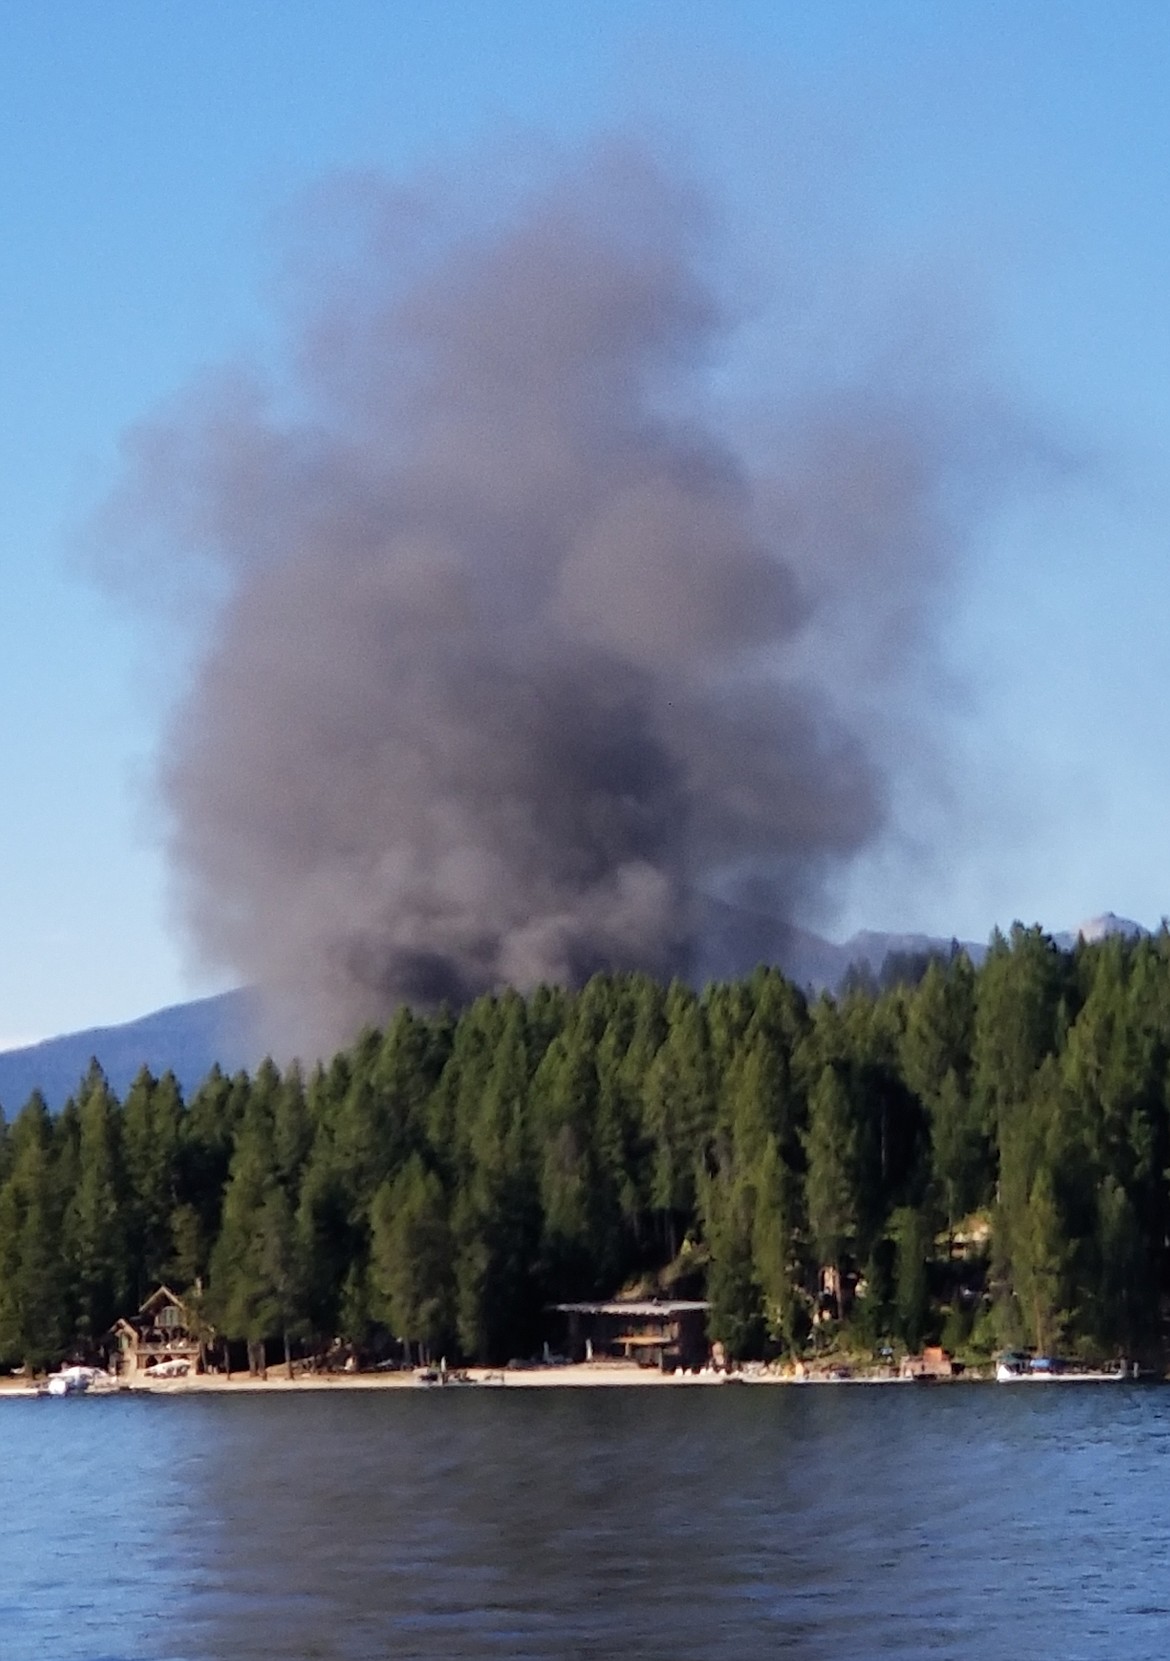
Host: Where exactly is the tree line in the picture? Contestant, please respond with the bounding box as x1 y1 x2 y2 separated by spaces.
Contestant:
1 923 1168 1372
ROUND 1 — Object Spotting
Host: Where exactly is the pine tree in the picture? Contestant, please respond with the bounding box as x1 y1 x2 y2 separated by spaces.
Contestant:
533 1031 619 1297
0 1094 68 1370
642 986 714 1258
890 1205 931 1351
369 1157 454 1363
974 924 1069 1147
451 998 541 1362
702 1171 764 1359
995 1058 1071 1352
176 1065 246 1284
752 1134 802 1349
804 1064 860 1318
64 1066 129 1344
121 1067 182 1300
210 1076 307 1372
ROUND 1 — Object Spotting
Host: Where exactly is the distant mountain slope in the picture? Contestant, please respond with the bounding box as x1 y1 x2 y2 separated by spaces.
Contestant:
691 907 1146 994
786 926 988 987
0 988 262 1113
696 897 983 990
1051 911 1149 950
822 913 1147 984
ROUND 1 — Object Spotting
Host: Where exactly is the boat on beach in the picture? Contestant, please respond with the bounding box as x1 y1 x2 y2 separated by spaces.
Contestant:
41 1365 106 1397
995 1351 1133 1383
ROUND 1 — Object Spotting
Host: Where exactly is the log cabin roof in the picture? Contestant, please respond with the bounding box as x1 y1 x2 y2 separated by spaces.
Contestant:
107 1285 197 1342
137 1284 187 1319
551 1301 709 1316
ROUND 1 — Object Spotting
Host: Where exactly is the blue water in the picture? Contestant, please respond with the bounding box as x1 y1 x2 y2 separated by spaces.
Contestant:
2 1384 1170 1659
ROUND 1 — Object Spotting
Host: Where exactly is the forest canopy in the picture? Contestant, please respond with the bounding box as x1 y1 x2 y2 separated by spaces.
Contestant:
1 923 1168 1371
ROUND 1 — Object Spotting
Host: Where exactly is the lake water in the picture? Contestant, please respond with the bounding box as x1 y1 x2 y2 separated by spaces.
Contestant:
3 1383 1170 1659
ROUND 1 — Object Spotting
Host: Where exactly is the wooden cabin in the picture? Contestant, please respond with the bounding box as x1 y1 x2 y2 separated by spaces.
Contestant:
551 1300 710 1371
899 1345 957 1380
108 1286 203 1379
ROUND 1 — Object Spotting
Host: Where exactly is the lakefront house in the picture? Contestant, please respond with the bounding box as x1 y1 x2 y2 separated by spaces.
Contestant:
108 1285 203 1380
550 1299 710 1371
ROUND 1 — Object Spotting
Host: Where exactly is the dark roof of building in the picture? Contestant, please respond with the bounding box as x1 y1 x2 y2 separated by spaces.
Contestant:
551 1300 710 1316
139 1284 186 1316
108 1285 195 1340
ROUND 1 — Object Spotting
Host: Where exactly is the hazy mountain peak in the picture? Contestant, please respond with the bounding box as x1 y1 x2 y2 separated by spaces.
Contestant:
1051 912 1149 950
0 989 261 1115
1078 912 1146 940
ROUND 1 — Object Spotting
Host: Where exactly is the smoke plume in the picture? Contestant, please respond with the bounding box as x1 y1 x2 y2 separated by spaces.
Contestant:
106 146 990 1056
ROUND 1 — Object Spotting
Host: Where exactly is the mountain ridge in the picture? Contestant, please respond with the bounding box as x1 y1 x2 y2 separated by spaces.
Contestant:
0 913 1150 1111
0 988 262 1115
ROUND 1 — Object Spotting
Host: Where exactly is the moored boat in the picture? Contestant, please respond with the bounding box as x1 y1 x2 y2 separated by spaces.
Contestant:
995 1351 1132 1383
41 1365 105 1397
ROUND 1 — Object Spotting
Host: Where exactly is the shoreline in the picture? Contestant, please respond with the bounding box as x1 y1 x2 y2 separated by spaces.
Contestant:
0 1362 729 1397
0 1361 912 1396
1 1360 1152 1398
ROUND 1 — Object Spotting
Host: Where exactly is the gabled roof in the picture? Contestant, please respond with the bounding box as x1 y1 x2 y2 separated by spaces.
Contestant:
138 1284 187 1318
107 1285 197 1344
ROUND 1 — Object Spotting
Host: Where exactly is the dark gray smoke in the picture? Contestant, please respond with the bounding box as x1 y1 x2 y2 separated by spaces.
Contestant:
106 147 990 1056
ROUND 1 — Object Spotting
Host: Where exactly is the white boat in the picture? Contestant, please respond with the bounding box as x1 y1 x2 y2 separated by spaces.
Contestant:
142 1356 190 1378
43 1365 104 1396
996 1352 1131 1383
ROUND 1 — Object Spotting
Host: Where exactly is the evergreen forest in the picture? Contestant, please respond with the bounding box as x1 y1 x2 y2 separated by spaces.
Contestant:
2 923 1169 1373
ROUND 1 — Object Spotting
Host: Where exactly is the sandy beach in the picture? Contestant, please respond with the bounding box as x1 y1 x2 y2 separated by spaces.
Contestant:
0 1359 932 1397
0 1362 724 1397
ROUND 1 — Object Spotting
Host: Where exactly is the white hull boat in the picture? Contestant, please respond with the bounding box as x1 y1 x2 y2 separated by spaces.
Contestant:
996 1356 1132 1383
42 1365 106 1396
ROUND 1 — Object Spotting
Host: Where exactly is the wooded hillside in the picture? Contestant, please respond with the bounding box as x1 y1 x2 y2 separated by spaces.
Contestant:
1 923 1167 1369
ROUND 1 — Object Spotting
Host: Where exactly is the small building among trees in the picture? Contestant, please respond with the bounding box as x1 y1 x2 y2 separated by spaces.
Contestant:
551 1299 710 1371
108 1286 203 1380
899 1345 957 1380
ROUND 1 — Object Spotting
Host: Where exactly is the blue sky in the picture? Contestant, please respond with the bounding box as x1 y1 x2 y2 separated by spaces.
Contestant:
3 1 1170 1044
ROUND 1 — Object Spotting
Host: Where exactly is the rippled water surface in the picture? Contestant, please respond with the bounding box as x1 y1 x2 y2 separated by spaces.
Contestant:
3 1384 1170 1659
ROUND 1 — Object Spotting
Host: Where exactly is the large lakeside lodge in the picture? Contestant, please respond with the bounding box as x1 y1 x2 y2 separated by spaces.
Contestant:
550 1299 711 1371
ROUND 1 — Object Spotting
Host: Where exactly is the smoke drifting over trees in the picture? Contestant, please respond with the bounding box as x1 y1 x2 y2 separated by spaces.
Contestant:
106 146 998 1056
